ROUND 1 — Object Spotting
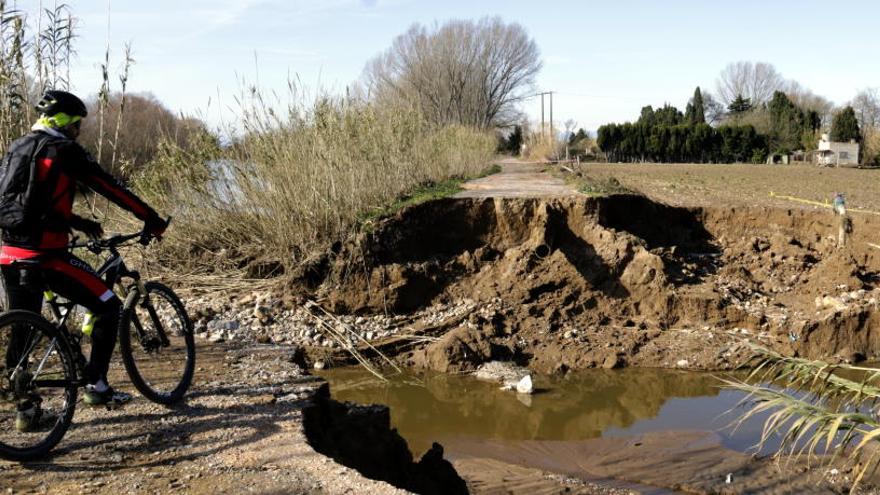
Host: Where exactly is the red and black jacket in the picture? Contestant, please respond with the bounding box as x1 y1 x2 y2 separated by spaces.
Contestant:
0 130 162 260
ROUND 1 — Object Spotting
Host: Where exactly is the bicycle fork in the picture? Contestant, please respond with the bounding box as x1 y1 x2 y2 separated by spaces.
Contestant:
125 283 171 350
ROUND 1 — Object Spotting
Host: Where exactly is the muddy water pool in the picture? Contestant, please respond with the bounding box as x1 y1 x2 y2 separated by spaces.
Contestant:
319 367 769 458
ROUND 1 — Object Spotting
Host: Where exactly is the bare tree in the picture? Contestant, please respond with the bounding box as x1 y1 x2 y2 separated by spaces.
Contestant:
785 80 834 128
364 17 541 129
852 88 880 164
700 91 727 126
715 61 784 107
851 87 880 130
79 92 205 176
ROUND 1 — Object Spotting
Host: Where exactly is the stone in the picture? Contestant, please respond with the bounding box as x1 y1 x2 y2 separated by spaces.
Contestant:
515 375 534 394
313 360 326 370
475 361 529 385
602 354 621 369
676 359 689 368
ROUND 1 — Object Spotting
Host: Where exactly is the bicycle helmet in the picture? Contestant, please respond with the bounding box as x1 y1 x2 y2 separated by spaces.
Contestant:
34 90 87 128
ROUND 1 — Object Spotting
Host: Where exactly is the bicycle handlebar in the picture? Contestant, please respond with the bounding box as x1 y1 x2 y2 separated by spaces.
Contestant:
69 217 172 253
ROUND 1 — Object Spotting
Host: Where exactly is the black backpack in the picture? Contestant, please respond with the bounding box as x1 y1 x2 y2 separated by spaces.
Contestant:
0 133 50 230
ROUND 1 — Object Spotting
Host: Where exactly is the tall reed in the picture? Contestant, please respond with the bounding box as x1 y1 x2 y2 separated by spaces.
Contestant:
728 346 880 492
134 86 495 273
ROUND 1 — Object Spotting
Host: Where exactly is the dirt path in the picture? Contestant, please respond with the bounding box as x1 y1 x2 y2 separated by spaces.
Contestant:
0 343 408 495
455 159 579 198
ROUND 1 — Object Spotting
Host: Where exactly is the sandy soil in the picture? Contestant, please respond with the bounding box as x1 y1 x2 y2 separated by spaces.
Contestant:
0 343 409 495
449 431 846 495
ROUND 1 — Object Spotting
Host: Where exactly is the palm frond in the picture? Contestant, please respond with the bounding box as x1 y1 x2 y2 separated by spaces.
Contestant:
726 345 880 493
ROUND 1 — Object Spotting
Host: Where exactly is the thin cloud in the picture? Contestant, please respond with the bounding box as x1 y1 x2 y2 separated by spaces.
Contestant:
193 0 267 30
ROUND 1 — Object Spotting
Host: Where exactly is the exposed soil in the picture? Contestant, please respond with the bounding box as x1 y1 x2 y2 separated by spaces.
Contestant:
0 342 463 495
304 193 880 374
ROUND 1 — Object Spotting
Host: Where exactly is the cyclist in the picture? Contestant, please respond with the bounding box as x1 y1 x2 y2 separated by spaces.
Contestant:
0 90 167 430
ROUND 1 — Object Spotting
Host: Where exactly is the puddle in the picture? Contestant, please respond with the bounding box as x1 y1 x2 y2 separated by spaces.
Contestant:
319 367 768 457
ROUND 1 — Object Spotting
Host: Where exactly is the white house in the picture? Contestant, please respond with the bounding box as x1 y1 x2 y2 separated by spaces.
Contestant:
817 133 859 166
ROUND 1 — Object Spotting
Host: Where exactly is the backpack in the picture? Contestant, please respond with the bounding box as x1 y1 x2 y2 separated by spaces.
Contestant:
0 133 50 230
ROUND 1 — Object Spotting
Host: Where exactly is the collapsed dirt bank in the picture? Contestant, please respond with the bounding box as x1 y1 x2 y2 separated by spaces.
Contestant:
297 194 880 373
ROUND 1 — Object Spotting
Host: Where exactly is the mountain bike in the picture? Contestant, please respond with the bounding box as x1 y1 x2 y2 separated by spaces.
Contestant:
0 227 195 461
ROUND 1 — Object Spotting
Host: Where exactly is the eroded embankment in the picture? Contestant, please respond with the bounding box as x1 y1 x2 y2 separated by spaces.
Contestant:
299 195 880 373
304 383 467 495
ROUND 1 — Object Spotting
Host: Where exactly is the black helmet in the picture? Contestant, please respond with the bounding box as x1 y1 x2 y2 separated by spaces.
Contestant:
35 90 87 118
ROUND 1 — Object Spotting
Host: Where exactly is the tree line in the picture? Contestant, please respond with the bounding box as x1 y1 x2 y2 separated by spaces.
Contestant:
598 87 769 163
598 77 865 163
598 122 767 163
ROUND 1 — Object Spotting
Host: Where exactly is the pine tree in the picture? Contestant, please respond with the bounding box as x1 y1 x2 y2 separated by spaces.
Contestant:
685 87 706 125
637 106 655 126
830 106 861 142
728 94 752 115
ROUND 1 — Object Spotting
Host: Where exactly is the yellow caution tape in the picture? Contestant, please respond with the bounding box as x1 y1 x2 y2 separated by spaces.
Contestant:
768 191 880 216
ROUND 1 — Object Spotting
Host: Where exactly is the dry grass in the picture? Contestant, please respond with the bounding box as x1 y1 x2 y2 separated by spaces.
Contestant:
0 4 497 280
132 88 496 274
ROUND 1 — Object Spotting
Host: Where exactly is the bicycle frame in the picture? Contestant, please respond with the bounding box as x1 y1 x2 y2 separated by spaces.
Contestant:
35 242 160 385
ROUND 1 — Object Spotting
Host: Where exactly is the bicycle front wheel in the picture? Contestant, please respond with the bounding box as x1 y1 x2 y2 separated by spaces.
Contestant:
118 282 195 405
0 310 78 461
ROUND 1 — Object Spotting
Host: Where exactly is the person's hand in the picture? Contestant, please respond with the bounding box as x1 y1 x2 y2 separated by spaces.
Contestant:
73 217 104 239
144 217 169 240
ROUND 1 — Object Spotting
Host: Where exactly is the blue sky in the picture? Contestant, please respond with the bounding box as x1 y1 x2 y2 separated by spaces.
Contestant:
23 0 880 131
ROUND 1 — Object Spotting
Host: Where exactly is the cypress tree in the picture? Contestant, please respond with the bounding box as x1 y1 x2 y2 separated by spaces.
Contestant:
768 91 805 153
637 106 655 126
686 87 706 125
830 106 861 142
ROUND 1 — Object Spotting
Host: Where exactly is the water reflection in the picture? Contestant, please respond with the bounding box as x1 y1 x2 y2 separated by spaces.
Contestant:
321 367 752 455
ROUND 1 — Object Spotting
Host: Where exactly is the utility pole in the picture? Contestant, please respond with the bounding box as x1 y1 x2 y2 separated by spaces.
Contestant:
540 93 545 138
526 91 553 139
534 91 554 142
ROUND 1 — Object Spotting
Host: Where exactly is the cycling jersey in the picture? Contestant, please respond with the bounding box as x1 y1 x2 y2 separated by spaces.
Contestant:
0 129 162 259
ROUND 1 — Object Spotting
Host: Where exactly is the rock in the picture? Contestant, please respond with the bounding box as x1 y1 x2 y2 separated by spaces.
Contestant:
194 320 208 334
820 296 848 311
313 360 326 370
208 332 225 344
676 359 689 368
221 320 240 331
602 354 622 369
474 361 530 385
421 325 495 373
515 375 533 394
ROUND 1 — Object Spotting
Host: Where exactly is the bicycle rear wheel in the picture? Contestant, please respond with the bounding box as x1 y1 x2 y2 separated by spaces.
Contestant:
0 310 78 461
118 282 195 405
